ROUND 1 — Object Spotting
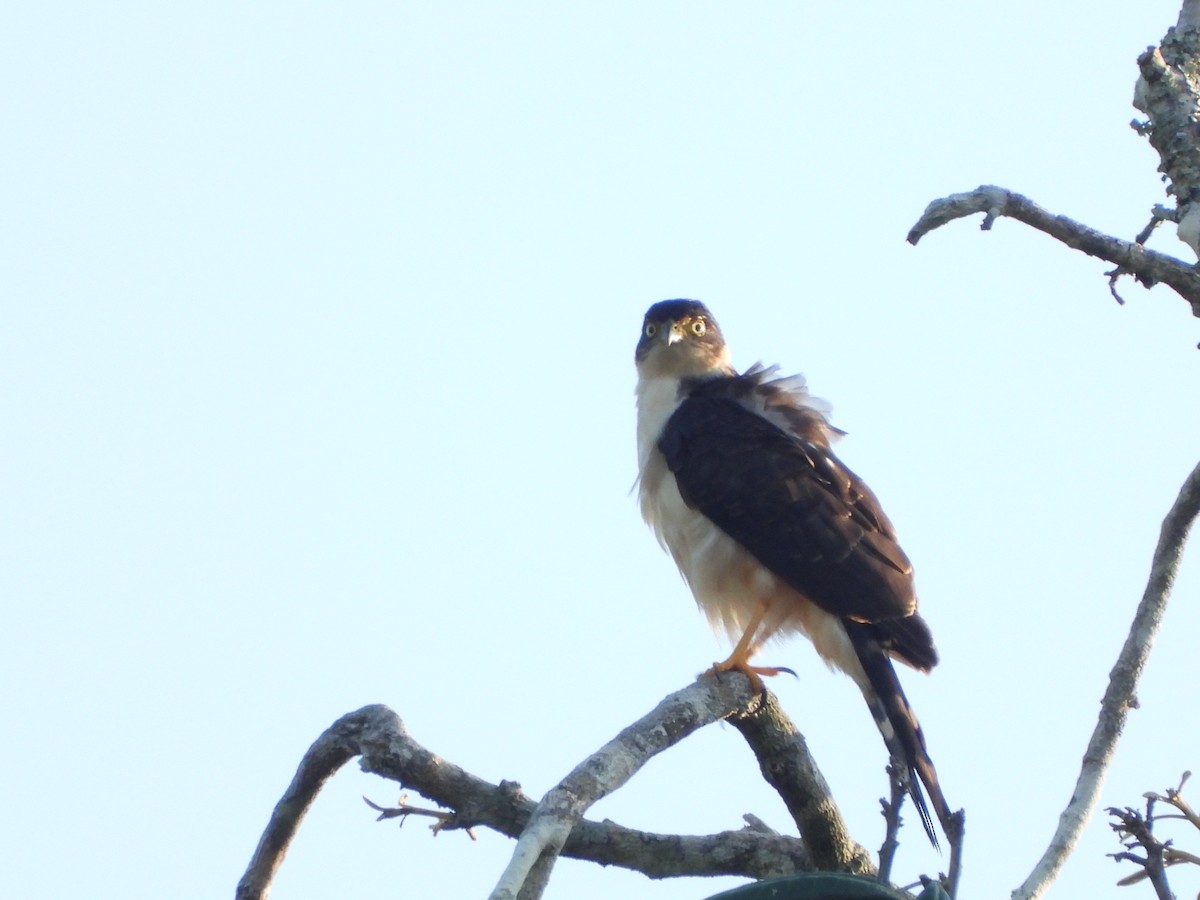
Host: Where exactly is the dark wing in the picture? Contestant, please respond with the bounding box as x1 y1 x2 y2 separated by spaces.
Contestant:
659 390 929 649
662 381 953 844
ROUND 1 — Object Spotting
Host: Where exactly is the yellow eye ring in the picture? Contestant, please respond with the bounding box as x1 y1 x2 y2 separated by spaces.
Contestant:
644 322 658 337
690 320 706 336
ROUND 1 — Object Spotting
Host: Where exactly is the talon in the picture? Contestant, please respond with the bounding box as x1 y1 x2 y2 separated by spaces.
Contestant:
734 664 796 679
708 657 793 695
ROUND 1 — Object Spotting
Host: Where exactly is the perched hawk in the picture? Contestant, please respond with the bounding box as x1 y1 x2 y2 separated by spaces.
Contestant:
634 298 952 846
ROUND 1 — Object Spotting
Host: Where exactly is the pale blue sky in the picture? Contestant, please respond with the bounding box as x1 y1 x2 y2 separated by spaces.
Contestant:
4 3 1199 898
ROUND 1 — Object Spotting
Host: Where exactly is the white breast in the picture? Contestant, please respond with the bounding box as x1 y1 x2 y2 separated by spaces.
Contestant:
634 373 863 681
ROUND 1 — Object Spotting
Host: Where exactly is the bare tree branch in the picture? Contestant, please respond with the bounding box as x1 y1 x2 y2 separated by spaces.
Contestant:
487 678 749 900
907 186 1200 317
728 689 874 875
489 674 836 900
236 707 372 900
1011 459 1200 900
238 676 847 900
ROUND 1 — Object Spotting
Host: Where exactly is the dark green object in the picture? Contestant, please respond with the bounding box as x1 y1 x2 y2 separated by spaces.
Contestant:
704 873 916 900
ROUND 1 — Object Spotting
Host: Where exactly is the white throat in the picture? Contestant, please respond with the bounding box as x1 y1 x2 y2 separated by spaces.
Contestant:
635 372 684 474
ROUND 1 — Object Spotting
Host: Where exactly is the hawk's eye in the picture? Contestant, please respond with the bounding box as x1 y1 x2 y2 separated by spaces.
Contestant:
690 320 707 336
644 322 658 338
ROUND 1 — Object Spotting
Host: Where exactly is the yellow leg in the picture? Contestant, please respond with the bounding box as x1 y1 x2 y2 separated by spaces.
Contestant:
708 603 793 692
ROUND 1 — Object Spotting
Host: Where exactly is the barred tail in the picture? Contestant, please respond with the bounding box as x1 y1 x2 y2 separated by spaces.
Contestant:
845 623 953 849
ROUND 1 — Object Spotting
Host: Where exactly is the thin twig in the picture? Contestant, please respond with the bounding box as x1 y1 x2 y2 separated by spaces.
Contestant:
1011 460 1200 900
1134 206 1176 246
363 794 478 839
1108 802 1177 900
877 764 906 884
1147 771 1200 831
1114 771 1200 888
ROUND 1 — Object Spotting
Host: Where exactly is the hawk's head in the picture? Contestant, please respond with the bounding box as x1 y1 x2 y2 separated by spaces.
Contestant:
635 299 732 379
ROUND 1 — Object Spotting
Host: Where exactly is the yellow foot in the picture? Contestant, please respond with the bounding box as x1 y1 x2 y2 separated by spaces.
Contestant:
707 658 797 695
709 603 795 695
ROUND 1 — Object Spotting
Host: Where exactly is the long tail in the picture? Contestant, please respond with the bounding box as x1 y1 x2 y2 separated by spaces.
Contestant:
844 623 953 849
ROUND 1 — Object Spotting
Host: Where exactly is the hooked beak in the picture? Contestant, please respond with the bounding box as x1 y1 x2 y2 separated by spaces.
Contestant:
665 321 685 345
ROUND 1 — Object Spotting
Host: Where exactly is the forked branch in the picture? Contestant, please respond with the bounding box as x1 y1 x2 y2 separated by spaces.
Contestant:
487 673 873 899
237 674 885 900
